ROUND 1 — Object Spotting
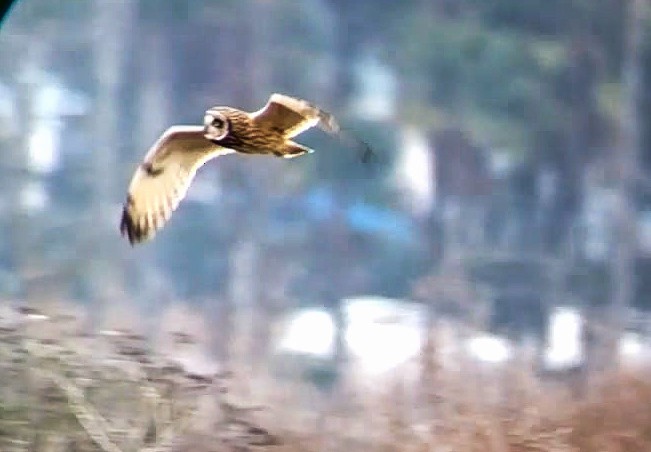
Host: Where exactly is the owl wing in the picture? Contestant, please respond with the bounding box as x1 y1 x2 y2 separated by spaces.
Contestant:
120 125 233 245
250 93 340 138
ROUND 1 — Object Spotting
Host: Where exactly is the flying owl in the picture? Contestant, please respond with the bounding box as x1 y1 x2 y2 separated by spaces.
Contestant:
119 93 372 245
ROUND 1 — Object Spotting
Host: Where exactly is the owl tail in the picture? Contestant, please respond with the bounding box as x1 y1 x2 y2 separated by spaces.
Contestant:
279 141 314 159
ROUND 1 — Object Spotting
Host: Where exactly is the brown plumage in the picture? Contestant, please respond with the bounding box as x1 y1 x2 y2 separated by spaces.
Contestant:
204 107 310 158
120 93 366 245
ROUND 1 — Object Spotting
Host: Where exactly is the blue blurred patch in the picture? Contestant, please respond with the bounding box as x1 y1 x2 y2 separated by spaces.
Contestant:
346 202 415 242
303 186 336 221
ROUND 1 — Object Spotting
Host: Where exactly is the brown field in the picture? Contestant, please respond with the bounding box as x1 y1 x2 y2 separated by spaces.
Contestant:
0 301 650 452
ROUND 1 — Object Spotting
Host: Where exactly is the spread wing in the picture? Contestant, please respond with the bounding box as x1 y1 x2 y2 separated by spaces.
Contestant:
120 125 233 245
250 93 340 138
251 93 375 162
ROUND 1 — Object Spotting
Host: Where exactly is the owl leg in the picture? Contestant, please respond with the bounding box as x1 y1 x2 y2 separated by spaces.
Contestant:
279 141 314 159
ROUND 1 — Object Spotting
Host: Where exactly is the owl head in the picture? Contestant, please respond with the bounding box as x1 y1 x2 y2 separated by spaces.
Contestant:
203 110 229 141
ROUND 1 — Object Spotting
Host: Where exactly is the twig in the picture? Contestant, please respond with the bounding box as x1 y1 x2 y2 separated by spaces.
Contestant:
140 407 198 452
24 340 123 452
36 367 124 452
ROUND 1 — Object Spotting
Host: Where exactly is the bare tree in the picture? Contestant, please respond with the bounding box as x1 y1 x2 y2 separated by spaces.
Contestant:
89 0 134 321
609 0 645 367
7 13 50 305
8 46 35 303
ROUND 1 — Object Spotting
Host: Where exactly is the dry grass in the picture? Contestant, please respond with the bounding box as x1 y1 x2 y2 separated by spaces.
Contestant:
0 302 278 452
0 302 650 451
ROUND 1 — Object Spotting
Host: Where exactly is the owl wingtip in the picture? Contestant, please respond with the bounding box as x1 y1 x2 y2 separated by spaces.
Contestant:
119 209 134 245
119 205 145 246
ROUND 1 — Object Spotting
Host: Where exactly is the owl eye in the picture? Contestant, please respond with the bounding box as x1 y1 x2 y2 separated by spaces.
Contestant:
211 117 224 128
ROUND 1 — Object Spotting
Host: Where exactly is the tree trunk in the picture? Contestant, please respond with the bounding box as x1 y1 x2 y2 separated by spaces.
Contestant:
609 0 644 368
89 0 134 322
8 27 49 305
8 45 36 303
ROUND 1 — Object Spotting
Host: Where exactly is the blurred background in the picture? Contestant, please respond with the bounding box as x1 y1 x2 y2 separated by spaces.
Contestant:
1 0 651 449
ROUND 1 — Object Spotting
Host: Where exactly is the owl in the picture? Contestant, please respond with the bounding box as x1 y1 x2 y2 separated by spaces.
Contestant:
119 93 372 245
